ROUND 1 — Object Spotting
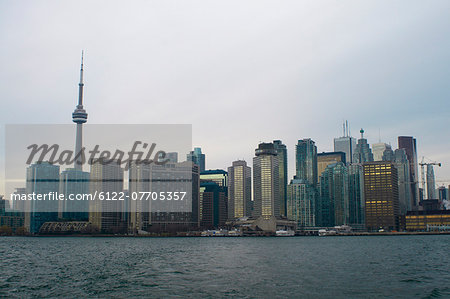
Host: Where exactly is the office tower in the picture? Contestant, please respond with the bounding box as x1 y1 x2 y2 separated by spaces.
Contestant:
353 129 374 163
296 139 318 186
253 143 280 219
334 121 356 163
187 147 205 172
25 162 60 234
59 168 90 221
394 149 412 214
372 143 391 161
200 169 228 187
287 177 316 228
273 140 288 217
228 160 251 219
363 162 400 231
72 52 88 171
200 181 227 229
382 147 395 161
438 186 447 202
398 136 419 207
89 159 125 233
426 165 436 200
0 196 24 234
128 161 151 233
318 162 349 227
347 164 365 230
152 161 200 232
317 152 346 184
166 152 178 163
12 187 26 211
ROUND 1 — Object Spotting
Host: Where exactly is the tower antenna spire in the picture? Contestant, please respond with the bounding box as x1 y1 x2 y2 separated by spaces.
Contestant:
73 50 88 170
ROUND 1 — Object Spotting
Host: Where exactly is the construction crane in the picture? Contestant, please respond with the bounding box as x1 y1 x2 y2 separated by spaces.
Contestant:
419 157 441 199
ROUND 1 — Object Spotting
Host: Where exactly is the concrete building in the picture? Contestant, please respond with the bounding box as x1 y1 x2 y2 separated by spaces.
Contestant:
228 160 252 219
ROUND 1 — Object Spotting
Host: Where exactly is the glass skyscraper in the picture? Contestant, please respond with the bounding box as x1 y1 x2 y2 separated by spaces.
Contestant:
353 129 374 163
398 136 419 207
187 147 205 172
287 178 316 228
296 139 318 186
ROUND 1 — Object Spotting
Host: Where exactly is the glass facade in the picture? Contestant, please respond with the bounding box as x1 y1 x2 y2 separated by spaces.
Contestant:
273 140 288 217
287 178 316 227
228 160 251 219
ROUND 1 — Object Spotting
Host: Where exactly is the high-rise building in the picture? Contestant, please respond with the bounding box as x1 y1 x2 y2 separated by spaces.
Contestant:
398 136 419 207
347 164 365 230
228 160 252 219
318 162 348 227
382 147 395 162
72 51 88 171
372 143 392 161
25 162 60 233
89 159 125 233
296 139 318 186
187 147 205 172
353 129 374 163
128 161 151 233
317 152 346 184
253 143 280 219
59 168 90 221
287 177 316 228
363 162 400 231
426 165 436 200
394 149 413 214
273 140 288 217
333 121 356 163
200 181 227 229
200 169 228 187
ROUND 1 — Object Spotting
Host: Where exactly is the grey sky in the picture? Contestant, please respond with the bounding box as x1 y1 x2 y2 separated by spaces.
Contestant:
1 0 449 191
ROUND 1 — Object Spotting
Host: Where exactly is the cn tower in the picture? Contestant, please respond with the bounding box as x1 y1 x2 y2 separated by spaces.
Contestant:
72 51 88 170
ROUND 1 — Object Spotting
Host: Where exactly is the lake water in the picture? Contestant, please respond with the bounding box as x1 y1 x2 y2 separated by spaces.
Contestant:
1 236 449 298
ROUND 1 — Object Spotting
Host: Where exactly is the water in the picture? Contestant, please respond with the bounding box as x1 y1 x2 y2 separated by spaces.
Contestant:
1 236 449 298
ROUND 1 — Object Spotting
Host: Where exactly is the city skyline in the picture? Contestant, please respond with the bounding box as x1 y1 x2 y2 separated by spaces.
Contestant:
1 1 450 189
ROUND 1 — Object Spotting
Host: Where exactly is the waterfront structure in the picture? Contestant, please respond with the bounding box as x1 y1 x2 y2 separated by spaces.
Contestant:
405 210 450 231
89 159 125 233
317 152 346 184
363 162 400 231
187 147 205 172
72 52 88 171
318 162 349 227
353 129 374 163
228 160 252 219
0 197 25 233
287 177 316 228
273 140 288 217
59 168 90 221
296 139 318 186
128 161 151 233
253 142 280 219
372 143 391 161
25 162 60 234
347 164 365 230
200 181 227 229
398 136 419 207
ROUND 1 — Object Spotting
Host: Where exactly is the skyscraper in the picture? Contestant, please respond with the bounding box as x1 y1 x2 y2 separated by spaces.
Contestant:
426 165 436 200
317 152 346 184
347 164 365 230
334 122 356 164
287 177 316 228
59 168 90 221
200 181 227 229
273 140 288 217
363 162 400 231
25 162 60 233
372 143 392 161
253 143 280 219
394 149 413 214
72 51 88 171
89 159 125 232
187 147 205 172
228 160 252 219
353 129 374 163
296 139 318 186
318 162 349 227
398 136 419 207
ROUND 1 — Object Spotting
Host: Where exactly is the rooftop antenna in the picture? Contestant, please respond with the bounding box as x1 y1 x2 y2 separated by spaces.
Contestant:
378 128 381 143
346 120 349 137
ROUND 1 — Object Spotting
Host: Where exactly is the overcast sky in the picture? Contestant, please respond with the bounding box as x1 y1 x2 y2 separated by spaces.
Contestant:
1 0 449 191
